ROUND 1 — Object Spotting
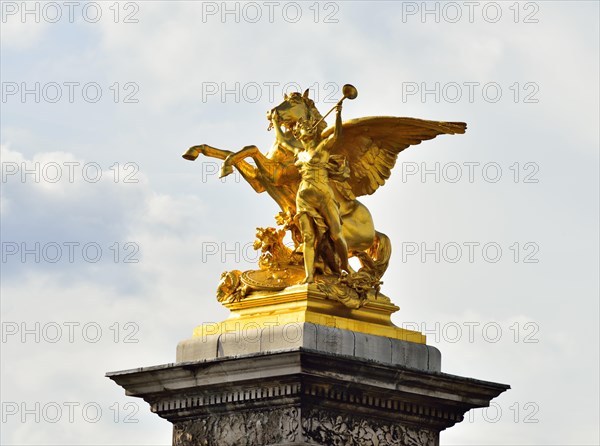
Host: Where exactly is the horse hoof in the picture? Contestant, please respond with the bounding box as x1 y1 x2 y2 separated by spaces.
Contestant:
182 146 201 161
220 164 234 178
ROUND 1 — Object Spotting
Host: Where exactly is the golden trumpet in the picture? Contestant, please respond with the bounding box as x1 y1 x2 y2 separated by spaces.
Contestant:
311 84 358 131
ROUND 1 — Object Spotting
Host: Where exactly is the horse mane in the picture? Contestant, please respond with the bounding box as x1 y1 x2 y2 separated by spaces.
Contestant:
305 97 327 135
288 92 328 135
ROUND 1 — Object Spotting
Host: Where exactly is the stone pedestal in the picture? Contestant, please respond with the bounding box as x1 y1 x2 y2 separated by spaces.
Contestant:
108 324 508 445
107 287 509 445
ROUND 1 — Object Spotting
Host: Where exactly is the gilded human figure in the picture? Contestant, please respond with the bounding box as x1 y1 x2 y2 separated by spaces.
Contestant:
271 104 349 283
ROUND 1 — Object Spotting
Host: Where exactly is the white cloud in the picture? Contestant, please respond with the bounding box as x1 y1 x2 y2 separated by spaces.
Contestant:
0 9 50 50
1 144 230 443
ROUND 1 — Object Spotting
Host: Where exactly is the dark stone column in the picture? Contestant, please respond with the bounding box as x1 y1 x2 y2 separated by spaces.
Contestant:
108 329 509 446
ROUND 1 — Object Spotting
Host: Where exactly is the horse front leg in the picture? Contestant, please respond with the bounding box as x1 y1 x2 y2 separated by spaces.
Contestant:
182 144 232 161
183 144 266 193
220 145 260 178
233 160 266 193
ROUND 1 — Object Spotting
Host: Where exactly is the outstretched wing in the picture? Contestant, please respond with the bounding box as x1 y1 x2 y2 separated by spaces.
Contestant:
321 117 466 198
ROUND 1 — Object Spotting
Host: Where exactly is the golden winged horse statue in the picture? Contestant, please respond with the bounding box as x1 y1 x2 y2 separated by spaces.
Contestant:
183 85 466 307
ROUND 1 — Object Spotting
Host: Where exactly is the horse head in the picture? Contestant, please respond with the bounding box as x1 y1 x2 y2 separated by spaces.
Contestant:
267 89 327 134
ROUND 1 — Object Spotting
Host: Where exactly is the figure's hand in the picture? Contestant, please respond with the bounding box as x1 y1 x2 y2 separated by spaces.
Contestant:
336 103 342 114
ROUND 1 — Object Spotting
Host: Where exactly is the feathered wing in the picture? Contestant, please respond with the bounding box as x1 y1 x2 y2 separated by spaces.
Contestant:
321 117 467 199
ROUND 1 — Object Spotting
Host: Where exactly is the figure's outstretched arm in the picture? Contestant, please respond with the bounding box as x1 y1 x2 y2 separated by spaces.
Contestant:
326 104 343 149
334 104 342 138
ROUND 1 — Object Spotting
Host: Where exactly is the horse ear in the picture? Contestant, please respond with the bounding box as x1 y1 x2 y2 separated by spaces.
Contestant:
284 93 289 100
303 89 310 99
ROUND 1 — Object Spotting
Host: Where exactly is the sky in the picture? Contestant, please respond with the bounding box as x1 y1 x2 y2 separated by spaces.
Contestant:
1 1 599 445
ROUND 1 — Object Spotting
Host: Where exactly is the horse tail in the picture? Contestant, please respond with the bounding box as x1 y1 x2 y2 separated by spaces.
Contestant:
366 231 392 281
